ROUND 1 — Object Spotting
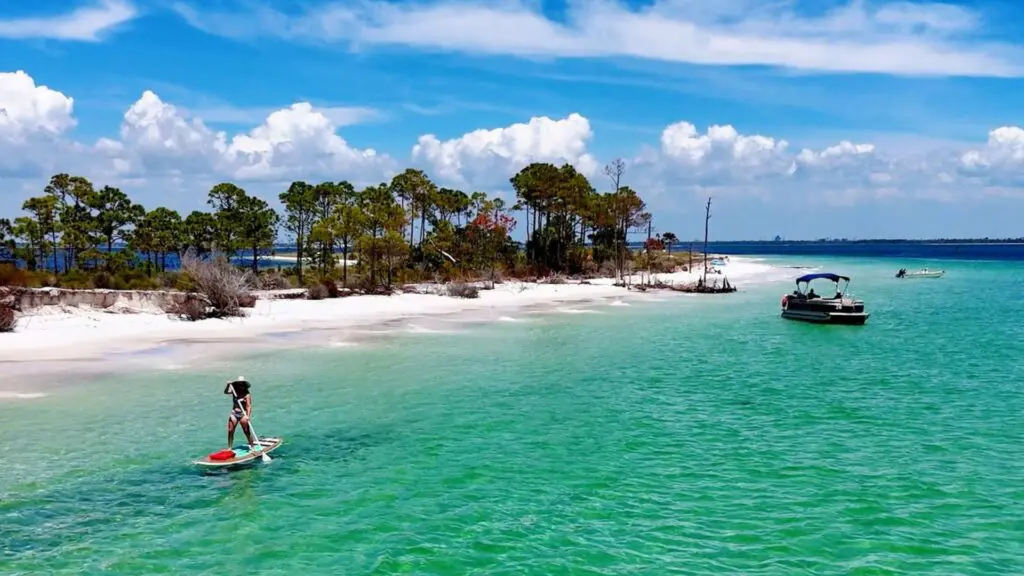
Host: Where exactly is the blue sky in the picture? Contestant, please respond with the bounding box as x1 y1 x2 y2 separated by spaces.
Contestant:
2 0 1024 240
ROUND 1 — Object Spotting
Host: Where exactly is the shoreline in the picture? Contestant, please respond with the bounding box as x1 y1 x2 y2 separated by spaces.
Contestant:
0 257 789 391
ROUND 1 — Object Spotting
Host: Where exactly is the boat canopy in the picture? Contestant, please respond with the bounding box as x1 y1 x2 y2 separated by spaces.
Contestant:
796 272 850 284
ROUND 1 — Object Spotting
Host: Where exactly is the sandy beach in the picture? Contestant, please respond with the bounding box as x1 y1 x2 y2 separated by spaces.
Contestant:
0 257 783 383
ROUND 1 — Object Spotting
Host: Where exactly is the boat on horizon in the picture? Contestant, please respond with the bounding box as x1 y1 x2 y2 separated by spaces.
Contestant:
895 267 944 279
780 273 870 325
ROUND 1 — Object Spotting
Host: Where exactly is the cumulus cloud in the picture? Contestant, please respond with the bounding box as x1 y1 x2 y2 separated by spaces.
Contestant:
172 0 1024 77
100 92 394 182
2 68 1024 218
657 122 791 180
0 0 137 42
411 113 598 186
959 127 1024 186
622 121 920 207
0 71 77 140
0 70 395 199
0 71 84 179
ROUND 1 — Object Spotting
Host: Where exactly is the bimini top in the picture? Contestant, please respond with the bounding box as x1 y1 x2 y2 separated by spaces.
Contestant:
796 272 850 284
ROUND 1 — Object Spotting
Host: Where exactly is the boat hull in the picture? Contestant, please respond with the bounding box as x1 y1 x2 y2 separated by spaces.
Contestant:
899 272 944 279
781 309 869 325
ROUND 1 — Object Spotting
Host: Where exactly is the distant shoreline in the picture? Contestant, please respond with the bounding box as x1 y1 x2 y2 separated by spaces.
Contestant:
703 239 1024 245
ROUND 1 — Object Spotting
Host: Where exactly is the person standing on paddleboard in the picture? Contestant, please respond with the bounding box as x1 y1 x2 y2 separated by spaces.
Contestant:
224 376 256 448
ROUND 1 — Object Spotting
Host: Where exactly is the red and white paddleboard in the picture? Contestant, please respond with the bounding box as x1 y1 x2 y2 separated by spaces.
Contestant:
193 437 283 469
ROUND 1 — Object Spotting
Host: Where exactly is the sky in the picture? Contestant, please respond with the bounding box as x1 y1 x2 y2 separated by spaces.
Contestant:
1 0 1024 241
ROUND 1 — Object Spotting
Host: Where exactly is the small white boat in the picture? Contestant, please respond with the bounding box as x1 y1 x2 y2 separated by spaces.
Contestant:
896 267 944 279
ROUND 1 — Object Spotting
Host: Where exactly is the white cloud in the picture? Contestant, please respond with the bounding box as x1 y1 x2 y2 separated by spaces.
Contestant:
0 71 82 179
0 70 395 208
0 0 137 42
957 126 1024 186
624 121 926 208
101 91 395 183
183 103 381 127
3 69 1024 221
412 113 598 186
0 71 77 140
660 122 789 174
172 0 1023 77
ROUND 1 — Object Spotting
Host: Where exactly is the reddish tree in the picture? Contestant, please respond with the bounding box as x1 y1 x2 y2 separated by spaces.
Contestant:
644 237 665 252
468 211 517 279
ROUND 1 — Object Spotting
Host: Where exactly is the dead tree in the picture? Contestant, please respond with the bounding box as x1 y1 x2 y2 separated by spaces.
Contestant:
603 159 626 280
702 196 712 287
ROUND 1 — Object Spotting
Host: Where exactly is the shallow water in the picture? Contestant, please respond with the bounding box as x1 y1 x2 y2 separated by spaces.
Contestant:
2 256 1024 574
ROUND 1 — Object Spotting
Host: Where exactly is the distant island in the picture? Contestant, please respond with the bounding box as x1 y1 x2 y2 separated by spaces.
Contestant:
758 237 1024 244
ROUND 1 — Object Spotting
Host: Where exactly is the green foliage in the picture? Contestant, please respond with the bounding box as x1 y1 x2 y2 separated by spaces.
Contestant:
21 193 60 273
237 193 279 272
279 181 316 282
90 185 145 270
0 218 13 262
3 160 653 293
182 211 216 257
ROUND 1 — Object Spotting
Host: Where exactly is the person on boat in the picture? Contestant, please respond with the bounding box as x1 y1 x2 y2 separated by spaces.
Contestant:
807 288 818 299
224 376 256 448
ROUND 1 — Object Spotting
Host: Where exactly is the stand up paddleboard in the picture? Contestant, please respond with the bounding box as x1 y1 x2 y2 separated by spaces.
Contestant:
194 437 283 469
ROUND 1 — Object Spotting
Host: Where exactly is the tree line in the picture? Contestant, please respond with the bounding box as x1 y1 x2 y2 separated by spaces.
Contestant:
0 161 667 290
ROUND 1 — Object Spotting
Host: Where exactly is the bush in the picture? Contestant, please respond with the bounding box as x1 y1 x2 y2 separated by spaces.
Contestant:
321 278 339 298
159 271 183 290
57 270 92 289
92 271 114 289
599 260 617 278
308 284 328 300
0 264 29 287
126 277 161 291
0 302 15 332
258 270 291 290
445 282 479 299
169 298 208 322
179 250 254 318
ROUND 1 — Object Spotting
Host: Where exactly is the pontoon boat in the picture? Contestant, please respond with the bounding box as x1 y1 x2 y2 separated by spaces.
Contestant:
780 273 869 325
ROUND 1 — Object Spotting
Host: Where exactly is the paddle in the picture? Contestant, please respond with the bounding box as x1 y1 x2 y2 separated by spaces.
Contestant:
229 382 271 464
236 397 272 463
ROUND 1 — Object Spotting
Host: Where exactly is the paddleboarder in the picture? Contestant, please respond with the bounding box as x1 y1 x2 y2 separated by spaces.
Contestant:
224 376 256 448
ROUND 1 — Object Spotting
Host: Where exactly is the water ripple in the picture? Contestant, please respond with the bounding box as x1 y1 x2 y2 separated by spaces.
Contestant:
2 259 1024 573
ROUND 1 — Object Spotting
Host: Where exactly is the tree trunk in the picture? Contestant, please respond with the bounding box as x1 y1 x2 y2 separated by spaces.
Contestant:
252 242 259 274
399 198 404 239
408 205 416 249
341 239 349 286
296 232 305 283
51 231 59 274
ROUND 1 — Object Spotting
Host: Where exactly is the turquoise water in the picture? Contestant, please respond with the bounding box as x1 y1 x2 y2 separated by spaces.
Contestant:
3 256 1024 574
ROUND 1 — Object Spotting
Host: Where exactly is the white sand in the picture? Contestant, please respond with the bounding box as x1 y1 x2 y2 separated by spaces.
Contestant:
0 256 784 366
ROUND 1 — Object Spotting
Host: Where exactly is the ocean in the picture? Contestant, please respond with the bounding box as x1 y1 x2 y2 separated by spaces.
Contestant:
13 240 1024 273
2 254 1023 574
